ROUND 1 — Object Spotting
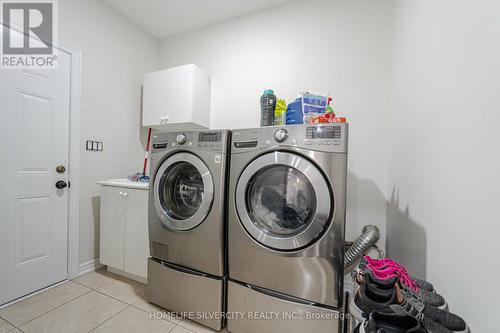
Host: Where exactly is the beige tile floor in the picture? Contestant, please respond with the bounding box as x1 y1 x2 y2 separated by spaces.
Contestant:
0 268 228 333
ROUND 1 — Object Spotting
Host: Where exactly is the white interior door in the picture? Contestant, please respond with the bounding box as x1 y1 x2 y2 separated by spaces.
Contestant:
0 51 72 305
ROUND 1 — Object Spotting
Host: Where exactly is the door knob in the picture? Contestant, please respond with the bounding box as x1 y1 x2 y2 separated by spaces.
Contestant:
56 165 66 173
55 181 68 189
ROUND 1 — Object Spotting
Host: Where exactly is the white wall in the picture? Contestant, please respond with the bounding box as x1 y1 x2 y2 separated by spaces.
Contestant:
59 0 158 265
158 0 395 245
388 0 500 331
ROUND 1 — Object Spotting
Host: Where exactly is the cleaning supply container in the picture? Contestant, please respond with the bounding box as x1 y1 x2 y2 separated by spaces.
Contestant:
285 98 303 125
260 89 276 126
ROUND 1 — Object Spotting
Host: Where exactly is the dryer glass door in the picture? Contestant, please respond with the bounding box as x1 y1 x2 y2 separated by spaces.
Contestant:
236 151 332 250
153 152 214 231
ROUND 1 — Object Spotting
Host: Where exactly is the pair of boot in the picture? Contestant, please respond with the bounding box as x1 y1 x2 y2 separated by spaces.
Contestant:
351 256 469 333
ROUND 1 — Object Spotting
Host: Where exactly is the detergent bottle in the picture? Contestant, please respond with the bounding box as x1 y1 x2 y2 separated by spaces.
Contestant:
260 89 276 126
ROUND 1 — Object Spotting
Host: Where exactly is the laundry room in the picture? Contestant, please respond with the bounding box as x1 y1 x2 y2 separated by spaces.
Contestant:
0 0 498 332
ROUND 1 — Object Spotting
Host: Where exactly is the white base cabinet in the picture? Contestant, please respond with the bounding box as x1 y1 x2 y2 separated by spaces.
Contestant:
99 180 149 282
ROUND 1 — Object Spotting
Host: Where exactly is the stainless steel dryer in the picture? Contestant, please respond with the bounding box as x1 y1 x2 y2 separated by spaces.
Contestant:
147 129 230 331
227 124 348 333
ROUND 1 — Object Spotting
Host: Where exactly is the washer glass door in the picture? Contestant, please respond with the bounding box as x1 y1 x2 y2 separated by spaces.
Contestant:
154 152 214 231
236 151 332 250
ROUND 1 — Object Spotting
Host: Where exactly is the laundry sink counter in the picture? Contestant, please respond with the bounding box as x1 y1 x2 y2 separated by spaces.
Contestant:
97 178 149 190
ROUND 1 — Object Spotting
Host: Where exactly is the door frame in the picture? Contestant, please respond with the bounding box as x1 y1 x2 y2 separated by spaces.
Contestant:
2 20 82 281
64 45 82 279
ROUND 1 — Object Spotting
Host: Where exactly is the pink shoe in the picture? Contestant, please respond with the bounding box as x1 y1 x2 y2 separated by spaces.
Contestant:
364 256 408 272
363 256 435 292
367 265 419 292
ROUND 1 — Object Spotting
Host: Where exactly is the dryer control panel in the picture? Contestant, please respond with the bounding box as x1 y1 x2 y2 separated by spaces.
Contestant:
231 124 348 154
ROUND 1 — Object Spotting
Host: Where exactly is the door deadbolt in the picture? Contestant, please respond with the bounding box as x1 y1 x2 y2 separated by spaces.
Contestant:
55 181 68 189
56 165 66 173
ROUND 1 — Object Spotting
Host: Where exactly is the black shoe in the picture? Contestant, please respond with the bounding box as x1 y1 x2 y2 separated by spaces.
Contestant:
351 282 424 322
366 273 467 333
358 259 447 309
361 311 427 333
351 281 453 333
422 306 469 333
352 273 469 333
361 270 446 309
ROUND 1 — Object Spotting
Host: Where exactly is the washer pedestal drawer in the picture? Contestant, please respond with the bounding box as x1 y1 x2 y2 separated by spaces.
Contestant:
147 258 226 331
227 280 343 333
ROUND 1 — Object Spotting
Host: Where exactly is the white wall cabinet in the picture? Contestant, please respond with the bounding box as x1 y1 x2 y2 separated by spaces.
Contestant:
143 63 210 129
99 180 149 282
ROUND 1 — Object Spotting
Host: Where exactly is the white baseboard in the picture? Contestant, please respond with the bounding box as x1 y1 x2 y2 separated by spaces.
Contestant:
107 266 147 284
78 258 103 277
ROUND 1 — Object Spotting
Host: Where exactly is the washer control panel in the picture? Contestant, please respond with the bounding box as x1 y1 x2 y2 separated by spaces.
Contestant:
152 130 229 153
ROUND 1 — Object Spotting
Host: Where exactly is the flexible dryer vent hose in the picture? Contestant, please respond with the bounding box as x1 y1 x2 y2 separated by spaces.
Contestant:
344 225 381 271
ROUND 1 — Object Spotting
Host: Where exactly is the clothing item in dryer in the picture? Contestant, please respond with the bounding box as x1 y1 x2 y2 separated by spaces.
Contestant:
261 186 302 229
246 165 316 237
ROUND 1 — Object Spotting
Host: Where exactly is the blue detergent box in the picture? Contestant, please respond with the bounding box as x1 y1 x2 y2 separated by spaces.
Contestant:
300 92 327 123
286 99 303 125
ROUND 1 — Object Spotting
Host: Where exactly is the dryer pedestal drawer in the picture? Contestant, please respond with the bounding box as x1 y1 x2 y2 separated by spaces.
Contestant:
227 280 342 333
147 258 226 331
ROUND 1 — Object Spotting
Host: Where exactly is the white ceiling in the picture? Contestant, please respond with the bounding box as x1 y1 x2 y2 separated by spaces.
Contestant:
103 0 296 39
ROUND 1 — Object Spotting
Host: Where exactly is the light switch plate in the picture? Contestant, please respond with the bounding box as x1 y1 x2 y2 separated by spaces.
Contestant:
86 140 103 152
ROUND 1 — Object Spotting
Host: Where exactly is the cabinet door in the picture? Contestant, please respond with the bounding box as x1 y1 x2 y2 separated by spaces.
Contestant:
100 186 125 270
142 65 194 127
124 189 149 279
